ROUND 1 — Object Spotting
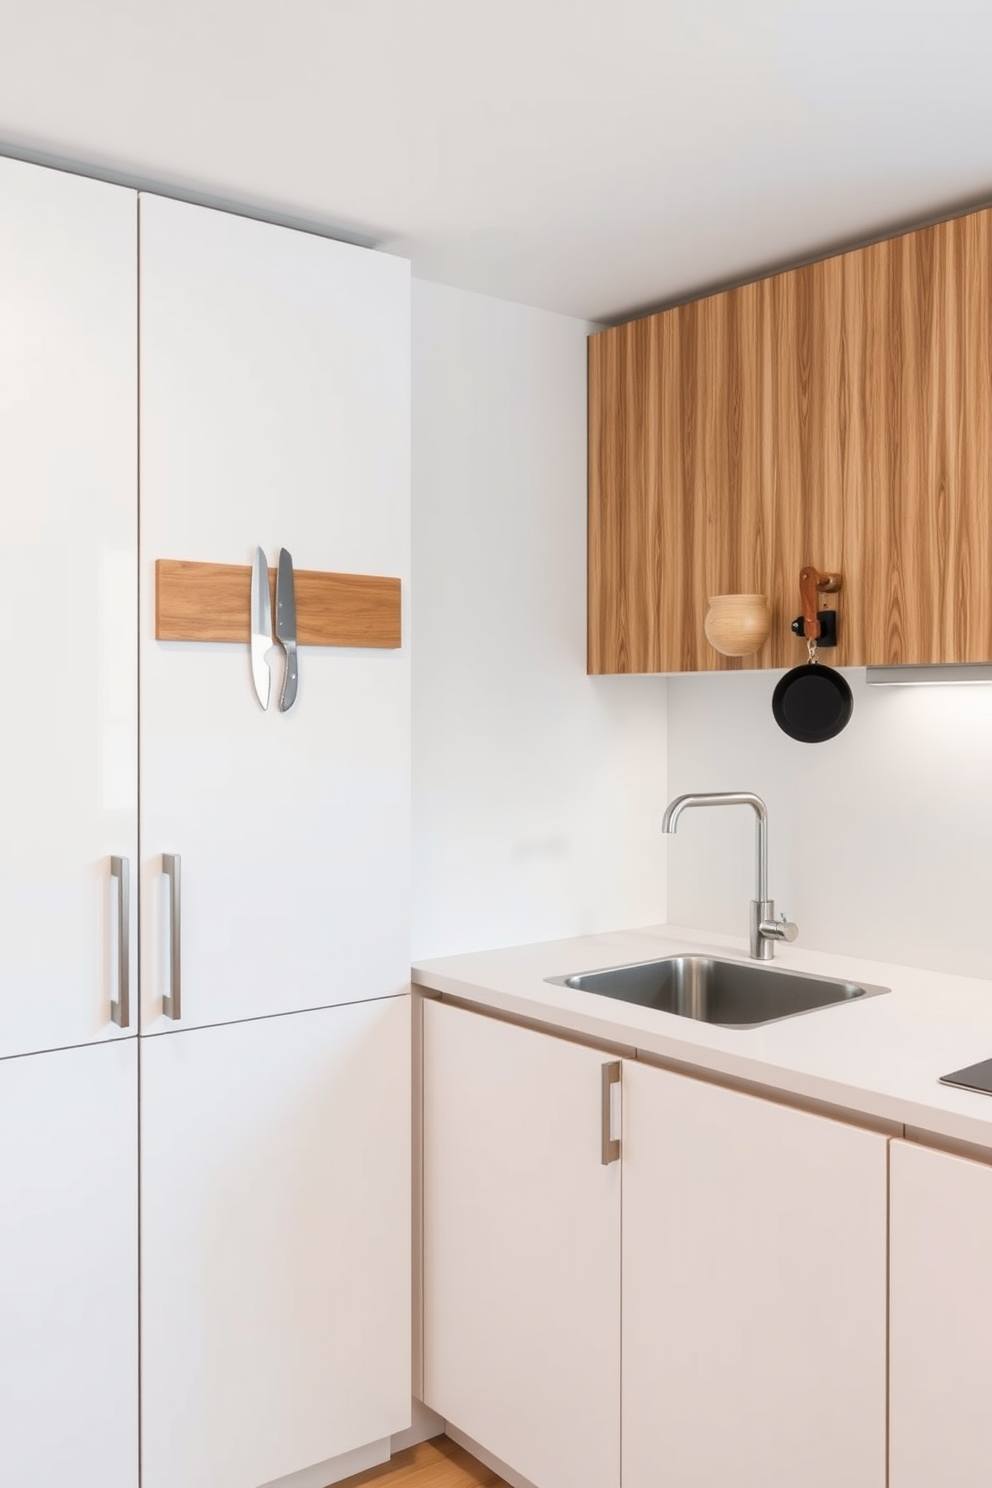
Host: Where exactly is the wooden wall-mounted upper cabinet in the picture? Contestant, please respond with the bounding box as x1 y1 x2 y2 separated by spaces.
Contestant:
589 205 992 673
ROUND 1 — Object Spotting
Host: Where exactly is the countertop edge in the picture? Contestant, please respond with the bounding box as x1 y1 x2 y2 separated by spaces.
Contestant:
412 925 992 1153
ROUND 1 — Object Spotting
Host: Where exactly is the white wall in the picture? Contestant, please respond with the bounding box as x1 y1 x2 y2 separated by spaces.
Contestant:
667 667 992 980
411 280 667 960
411 280 992 981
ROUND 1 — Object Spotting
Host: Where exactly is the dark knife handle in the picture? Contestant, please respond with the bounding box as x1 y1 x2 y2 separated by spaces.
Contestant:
280 644 298 712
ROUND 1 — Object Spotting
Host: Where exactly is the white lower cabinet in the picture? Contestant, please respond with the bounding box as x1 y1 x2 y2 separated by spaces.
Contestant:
422 1000 890 1488
622 1062 888 1488
422 999 621 1488
890 1138 992 1488
140 997 411 1488
0 1040 139 1488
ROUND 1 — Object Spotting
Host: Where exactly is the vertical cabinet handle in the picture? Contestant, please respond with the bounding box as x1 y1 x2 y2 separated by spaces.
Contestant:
162 853 182 1020
601 1061 621 1165
110 856 130 1029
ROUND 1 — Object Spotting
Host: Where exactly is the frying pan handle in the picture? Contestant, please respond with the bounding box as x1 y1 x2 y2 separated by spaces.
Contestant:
799 567 843 641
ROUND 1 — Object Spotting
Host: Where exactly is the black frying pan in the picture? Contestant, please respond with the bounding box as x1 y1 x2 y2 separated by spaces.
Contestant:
772 564 854 742
772 662 853 742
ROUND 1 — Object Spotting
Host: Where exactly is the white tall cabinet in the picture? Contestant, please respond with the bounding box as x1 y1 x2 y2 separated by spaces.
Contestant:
139 193 410 1034
0 156 139 1488
137 194 411 1486
0 156 411 1488
0 155 137 1059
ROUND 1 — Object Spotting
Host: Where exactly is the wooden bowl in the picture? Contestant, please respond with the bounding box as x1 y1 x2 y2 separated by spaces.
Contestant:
704 594 772 657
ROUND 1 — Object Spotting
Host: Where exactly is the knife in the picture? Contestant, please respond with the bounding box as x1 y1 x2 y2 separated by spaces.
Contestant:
275 547 298 711
250 546 273 711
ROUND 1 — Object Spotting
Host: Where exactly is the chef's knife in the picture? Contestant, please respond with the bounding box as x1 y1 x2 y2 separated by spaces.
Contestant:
250 545 273 711
275 547 298 711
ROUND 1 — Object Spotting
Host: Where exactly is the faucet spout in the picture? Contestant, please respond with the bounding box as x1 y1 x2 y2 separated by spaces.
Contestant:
662 791 768 902
662 791 795 960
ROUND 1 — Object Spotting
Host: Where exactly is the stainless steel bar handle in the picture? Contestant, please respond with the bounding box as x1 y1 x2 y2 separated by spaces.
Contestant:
162 854 182 1020
110 856 130 1029
601 1061 621 1165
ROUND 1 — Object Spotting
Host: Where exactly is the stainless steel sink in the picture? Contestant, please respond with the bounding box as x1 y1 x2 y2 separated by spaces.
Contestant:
547 955 889 1029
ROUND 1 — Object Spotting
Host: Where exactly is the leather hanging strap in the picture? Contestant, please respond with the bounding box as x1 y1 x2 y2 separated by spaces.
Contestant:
799 566 842 640
800 566 822 641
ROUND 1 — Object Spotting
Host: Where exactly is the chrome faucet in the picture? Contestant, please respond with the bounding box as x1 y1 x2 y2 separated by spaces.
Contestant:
662 791 798 960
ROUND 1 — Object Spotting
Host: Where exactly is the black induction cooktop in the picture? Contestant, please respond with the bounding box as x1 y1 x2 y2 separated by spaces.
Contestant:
939 1057 992 1096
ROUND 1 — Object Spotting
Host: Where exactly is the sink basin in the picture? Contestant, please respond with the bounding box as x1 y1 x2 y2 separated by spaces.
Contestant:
547 955 889 1029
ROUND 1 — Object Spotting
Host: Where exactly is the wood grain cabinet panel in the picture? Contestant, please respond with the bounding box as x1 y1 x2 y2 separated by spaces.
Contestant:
589 205 992 673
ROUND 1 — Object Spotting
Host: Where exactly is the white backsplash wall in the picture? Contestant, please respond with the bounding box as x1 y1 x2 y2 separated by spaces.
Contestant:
411 280 668 960
667 667 992 980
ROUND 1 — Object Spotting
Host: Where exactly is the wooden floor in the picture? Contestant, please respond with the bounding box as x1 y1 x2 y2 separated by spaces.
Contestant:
336 1435 511 1487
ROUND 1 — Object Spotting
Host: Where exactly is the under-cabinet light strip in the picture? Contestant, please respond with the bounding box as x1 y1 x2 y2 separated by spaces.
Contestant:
866 665 992 686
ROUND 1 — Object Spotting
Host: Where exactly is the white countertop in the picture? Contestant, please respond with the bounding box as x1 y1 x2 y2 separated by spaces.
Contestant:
413 924 992 1150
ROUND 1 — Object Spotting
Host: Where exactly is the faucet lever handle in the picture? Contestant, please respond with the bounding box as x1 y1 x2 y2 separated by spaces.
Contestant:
760 911 798 944
778 913 799 943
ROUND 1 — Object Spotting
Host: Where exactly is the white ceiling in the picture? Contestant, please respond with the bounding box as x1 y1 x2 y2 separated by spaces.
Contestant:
3 0 992 321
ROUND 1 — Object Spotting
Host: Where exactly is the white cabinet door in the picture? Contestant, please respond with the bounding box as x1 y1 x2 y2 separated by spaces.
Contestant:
0 156 137 1058
890 1138 992 1488
423 999 620 1488
0 1040 138 1488
140 996 410 1488
139 193 409 1033
622 1063 887 1488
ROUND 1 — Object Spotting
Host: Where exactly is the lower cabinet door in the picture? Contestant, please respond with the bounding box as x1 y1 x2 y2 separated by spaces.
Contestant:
622 1063 887 1488
890 1138 992 1488
0 1039 139 1488
140 997 411 1488
423 999 621 1488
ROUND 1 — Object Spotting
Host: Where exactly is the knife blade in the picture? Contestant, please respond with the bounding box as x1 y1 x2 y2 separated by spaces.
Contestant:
250 546 273 710
275 547 298 711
